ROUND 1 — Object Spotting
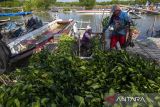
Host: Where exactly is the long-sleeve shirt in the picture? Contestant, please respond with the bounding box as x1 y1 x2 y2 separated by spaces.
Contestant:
81 31 91 44
103 11 131 36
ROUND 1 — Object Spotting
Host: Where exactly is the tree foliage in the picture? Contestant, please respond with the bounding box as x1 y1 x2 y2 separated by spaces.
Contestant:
31 0 56 10
79 0 96 9
23 0 56 10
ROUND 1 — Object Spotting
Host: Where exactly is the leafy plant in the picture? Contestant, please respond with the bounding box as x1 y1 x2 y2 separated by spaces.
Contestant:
102 16 110 28
0 35 159 106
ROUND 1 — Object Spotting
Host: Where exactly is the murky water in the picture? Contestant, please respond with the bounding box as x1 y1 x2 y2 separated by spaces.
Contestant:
35 12 160 40
2 11 160 40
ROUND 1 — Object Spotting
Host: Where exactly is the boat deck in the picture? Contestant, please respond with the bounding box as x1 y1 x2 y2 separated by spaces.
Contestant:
127 41 160 64
43 36 160 65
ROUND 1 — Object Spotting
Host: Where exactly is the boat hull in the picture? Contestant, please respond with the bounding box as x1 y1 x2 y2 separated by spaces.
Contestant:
8 19 74 63
146 10 160 15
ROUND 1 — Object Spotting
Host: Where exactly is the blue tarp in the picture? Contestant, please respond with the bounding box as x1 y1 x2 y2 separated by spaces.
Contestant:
0 12 32 17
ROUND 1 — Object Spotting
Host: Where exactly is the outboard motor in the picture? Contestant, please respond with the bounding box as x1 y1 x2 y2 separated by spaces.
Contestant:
25 16 43 32
8 27 23 39
0 33 11 73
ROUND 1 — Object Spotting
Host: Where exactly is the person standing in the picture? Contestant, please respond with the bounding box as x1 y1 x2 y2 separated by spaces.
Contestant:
103 5 131 49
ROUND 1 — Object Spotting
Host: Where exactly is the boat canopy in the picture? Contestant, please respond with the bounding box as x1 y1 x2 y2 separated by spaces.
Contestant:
0 12 32 17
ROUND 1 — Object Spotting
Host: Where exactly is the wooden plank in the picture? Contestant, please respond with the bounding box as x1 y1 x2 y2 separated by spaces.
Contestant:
126 42 160 64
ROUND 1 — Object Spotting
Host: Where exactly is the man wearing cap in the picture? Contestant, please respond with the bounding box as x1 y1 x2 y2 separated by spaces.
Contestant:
103 5 131 49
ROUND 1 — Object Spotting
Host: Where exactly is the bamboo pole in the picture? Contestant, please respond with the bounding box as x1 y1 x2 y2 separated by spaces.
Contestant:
101 9 106 51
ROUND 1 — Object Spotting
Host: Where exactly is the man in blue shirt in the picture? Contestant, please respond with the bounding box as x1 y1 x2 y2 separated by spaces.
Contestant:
103 5 131 49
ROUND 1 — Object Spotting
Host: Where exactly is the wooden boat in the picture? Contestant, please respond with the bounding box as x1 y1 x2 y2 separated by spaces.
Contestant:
0 19 74 73
76 9 111 15
0 18 10 27
146 10 160 15
0 18 10 23
128 7 160 15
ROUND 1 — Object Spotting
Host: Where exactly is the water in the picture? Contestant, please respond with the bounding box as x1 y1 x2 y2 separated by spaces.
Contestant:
135 15 160 39
35 12 160 40
3 11 160 40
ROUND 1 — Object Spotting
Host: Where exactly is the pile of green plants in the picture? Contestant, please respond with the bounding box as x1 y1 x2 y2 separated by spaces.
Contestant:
0 35 160 107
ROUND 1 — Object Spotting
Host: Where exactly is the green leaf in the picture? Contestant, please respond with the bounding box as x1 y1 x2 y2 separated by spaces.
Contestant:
6 98 14 107
41 74 48 78
32 101 40 107
0 93 4 102
86 80 93 85
118 67 122 71
86 94 93 99
90 83 101 89
158 101 160 106
62 95 68 104
133 102 138 107
14 99 20 107
56 92 63 98
155 96 160 100
128 68 135 72
148 80 155 84
91 98 101 103
41 98 48 106
74 95 85 106
51 103 57 107
122 77 126 81
80 66 86 70
108 88 115 96
148 104 154 107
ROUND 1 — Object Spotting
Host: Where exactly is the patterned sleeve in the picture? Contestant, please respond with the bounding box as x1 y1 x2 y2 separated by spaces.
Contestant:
124 12 132 25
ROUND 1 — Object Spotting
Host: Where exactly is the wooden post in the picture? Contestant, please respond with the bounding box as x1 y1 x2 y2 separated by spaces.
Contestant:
78 33 80 57
100 8 106 51
101 32 106 51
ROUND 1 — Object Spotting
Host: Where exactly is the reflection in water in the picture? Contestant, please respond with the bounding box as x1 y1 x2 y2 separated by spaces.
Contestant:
135 15 160 39
6 11 160 40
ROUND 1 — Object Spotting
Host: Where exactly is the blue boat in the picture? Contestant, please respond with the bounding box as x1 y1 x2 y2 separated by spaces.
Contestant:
0 12 32 17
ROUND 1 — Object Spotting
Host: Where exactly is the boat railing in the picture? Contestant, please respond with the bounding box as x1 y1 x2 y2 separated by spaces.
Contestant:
8 19 74 54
